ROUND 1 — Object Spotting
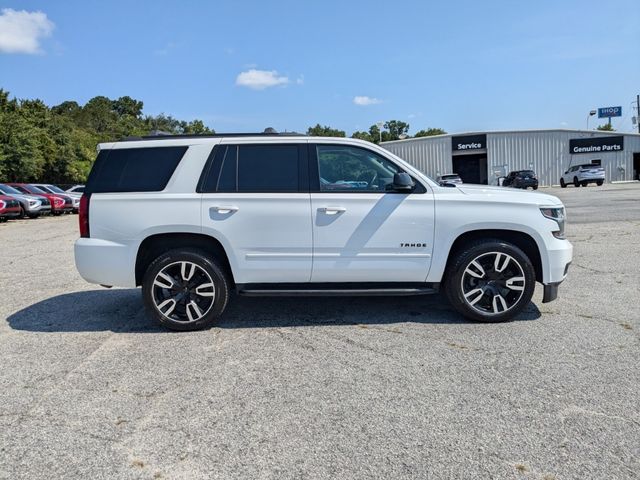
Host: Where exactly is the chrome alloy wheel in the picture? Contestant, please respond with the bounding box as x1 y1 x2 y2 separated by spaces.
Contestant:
460 252 526 315
152 261 216 323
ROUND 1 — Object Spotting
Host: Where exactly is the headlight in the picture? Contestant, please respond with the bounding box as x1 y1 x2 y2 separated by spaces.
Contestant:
28 200 39 207
540 207 565 239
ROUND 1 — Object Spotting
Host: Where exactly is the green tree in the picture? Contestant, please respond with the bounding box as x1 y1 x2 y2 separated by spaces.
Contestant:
383 120 410 140
596 123 615 131
351 131 374 142
112 96 144 118
307 124 346 137
414 127 447 137
0 89 221 184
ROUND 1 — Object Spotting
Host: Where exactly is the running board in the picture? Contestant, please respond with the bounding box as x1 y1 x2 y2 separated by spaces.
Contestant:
237 283 438 297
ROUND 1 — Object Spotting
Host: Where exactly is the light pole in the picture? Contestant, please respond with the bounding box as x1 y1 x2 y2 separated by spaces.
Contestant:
376 121 384 143
586 110 596 130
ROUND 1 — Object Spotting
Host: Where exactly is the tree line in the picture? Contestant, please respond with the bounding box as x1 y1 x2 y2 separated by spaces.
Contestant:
0 89 446 184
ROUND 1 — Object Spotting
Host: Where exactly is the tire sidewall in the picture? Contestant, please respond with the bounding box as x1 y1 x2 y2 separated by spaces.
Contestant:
445 240 536 323
142 249 229 331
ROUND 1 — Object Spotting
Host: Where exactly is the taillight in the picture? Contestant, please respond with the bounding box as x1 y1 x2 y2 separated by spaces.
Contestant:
79 194 90 238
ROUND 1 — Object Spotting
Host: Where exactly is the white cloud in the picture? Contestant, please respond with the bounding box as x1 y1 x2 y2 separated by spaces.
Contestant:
236 69 289 90
0 8 54 54
353 95 381 106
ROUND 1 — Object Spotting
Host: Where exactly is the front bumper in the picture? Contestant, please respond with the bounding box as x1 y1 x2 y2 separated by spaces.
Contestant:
541 238 572 303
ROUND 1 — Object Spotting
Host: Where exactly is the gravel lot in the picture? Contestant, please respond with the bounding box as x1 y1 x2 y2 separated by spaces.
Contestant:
1 183 639 479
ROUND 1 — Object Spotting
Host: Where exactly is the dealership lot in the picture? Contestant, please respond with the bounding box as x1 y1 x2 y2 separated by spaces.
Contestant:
1 184 638 479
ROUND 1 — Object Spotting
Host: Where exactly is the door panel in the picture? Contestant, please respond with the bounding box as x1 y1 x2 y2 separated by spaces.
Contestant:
202 193 312 284
310 192 434 282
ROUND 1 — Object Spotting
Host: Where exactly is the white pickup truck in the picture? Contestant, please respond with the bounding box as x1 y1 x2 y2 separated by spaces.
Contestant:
75 133 572 330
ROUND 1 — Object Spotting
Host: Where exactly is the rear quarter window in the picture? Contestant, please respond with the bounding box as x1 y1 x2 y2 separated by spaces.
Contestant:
86 146 188 193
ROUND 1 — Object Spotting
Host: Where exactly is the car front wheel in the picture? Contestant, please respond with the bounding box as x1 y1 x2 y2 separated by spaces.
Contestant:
142 248 230 331
444 240 536 322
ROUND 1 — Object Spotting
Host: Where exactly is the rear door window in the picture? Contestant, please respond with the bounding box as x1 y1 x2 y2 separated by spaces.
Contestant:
199 144 307 193
86 146 188 193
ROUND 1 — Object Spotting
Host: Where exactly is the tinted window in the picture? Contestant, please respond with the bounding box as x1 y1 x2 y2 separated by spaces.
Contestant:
316 145 400 192
86 146 187 193
237 145 298 192
200 144 301 193
217 146 237 192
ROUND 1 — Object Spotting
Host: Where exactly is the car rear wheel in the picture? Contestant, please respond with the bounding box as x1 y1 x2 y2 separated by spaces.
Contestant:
596 180 603 186
560 178 566 188
573 177 580 187
581 181 588 187
532 185 538 190
142 248 230 331
444 239 536 323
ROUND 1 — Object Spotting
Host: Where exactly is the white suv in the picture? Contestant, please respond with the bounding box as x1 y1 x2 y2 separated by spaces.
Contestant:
560 164 605 188
75 133 572 330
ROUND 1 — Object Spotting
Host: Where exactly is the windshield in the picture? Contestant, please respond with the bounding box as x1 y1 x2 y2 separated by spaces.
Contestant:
0 184 22 194
26 185 47 194
46 185 66 193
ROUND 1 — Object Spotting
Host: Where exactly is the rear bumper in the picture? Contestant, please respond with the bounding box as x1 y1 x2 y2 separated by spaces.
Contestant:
74 238 137 287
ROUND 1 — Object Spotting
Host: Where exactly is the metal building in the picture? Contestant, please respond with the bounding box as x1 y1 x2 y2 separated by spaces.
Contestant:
382 129 640 186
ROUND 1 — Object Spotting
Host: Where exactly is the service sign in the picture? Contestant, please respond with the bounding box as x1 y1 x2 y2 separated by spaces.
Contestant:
452 134 486 151
569 136 624 154
597 106 622 118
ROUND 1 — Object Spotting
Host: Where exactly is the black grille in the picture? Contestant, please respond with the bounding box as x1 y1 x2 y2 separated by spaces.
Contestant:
40 198 50 206
7 199 18 208
64 198 72 205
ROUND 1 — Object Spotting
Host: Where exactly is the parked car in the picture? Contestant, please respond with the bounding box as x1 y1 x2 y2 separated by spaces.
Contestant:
0 183 51 218
7 184 73 215
31 184 80 212
0 194 22 222
66 184 85 195
436 173 463 186
503 170 539 190
75 133 572 331
560 164 605 188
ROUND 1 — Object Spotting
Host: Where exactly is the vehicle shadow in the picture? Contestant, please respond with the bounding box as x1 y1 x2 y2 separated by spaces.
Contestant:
6 288 541 333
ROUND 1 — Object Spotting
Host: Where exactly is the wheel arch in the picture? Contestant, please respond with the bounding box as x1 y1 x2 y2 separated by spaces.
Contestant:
443 229 543 283
135 232 234 286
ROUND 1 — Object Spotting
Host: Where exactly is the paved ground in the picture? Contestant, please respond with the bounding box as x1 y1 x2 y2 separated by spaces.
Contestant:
1 183 639 480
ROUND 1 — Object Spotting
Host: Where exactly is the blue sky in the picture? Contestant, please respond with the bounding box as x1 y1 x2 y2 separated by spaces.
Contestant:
1 0 639 134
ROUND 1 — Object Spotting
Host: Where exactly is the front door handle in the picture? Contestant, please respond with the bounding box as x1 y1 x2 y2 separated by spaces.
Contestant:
320 207 346 215
210 206 239 214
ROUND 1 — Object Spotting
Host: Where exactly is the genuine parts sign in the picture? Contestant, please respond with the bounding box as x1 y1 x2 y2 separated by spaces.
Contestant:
569 136 624 154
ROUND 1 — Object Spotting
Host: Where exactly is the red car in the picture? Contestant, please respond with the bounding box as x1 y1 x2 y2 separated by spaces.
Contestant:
7 183 73 215
0 194 21 221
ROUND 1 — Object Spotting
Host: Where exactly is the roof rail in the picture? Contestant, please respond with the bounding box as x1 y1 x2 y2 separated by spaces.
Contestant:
120 127 305 142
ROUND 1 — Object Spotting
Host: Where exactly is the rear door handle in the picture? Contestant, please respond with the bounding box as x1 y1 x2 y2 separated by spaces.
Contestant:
210 206 239 214
320 207 346 215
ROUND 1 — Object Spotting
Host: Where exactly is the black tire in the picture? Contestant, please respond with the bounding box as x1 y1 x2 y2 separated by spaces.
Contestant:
573 177 579 187
142 248 230 331
532 185 538 190
444 239 536 323
581 181 588 187
27 213 39 219
596 180 603 186
560 179 566 188
18 206 26 219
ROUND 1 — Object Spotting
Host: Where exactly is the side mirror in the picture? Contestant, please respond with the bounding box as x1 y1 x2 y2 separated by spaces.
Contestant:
391 172 415 192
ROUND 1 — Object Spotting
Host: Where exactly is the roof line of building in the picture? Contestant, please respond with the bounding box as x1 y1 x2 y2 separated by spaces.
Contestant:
383 128 640 144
